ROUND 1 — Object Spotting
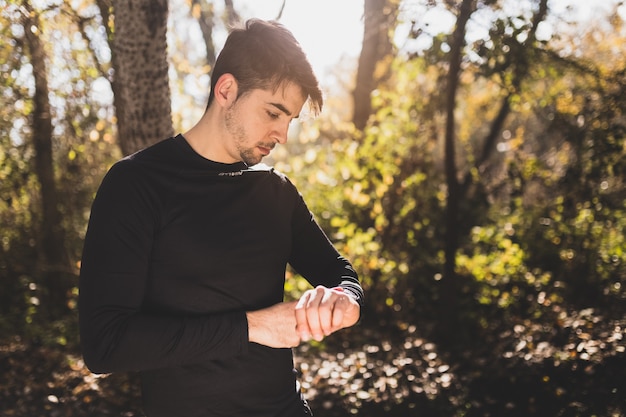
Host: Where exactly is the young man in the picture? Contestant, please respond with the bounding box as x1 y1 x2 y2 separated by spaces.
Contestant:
79 18 363 417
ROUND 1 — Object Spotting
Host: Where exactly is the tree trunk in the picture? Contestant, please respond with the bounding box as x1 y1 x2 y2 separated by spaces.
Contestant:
461 0 549 195
192 0 216 70
223 0 241 27
22 0 71 319
440 0 476 344
108 0 173 155
191 0 243 71
352 0 397 131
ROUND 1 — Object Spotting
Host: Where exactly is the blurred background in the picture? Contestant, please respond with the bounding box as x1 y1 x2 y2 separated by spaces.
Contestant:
0 0 624 415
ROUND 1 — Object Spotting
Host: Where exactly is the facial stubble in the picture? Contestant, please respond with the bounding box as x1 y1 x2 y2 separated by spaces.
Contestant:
224 103 263 166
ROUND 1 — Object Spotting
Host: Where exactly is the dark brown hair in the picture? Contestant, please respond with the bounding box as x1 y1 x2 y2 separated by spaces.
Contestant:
207 19 323 115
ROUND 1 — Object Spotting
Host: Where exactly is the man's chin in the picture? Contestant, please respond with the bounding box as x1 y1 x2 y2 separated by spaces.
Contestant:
241 154 263 166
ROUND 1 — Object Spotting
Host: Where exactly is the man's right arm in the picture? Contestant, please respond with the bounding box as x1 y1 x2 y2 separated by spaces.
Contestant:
246 286 360 348
79 162 249 374
246 301 301 348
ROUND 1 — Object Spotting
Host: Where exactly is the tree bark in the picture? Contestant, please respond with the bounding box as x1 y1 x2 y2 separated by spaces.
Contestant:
439 0 477 345
192 0 216 70
489 0 548 163
352 0 397 131
223 0 241 27
21 0 71 319
461 0 549 194
191 0 243 71
439 0 548 346
108 0 173 155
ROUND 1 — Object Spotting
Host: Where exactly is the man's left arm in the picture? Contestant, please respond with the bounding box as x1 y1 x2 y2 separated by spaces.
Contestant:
288 191 364 342
294 285 361 342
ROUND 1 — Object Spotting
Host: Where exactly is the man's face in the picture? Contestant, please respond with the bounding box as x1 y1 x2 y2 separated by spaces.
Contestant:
223 82 306 166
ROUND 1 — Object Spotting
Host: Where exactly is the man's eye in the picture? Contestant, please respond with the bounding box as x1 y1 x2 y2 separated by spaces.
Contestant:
267 111 280 119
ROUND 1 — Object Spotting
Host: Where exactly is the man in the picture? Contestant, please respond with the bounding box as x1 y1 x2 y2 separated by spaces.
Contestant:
79 18 363 417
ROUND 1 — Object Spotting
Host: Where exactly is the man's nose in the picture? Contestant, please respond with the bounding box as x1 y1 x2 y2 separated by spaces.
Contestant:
273 121 290 144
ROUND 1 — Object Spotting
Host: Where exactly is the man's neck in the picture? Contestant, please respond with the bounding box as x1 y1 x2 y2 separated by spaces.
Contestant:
183 110 236 163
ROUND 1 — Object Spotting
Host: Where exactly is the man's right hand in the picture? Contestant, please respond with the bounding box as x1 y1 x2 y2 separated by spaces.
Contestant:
246 301 301 348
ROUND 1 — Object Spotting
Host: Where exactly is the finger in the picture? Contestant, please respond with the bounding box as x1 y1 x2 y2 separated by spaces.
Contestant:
305 287 325 341
317 289 336 337
331 296 346 329
295 293 312 341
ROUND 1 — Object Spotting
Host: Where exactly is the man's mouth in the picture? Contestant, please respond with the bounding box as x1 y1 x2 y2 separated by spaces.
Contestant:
258 144 274 155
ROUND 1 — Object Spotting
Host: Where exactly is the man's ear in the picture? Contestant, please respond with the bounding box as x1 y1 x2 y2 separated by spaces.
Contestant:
214 74 238 107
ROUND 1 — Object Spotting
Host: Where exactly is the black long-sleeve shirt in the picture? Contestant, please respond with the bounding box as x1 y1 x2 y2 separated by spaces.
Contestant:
79 134 363 417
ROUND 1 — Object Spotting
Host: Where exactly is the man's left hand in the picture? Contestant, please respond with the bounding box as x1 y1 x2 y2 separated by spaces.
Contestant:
294 286 360 342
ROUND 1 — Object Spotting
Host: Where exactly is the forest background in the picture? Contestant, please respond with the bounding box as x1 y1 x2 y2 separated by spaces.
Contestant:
1 0 625 416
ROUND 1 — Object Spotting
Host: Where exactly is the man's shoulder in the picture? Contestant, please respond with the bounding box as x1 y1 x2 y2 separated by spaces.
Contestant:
244 164 304 197
124 136 178 162
102 137 177 186
111 136 182 172
245 163 290 183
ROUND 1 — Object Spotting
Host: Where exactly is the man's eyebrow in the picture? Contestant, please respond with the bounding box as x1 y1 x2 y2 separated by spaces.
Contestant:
268 102 299 118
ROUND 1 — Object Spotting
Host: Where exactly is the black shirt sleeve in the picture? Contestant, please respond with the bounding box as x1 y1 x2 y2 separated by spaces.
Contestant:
79 161 249 374
286 179 364 307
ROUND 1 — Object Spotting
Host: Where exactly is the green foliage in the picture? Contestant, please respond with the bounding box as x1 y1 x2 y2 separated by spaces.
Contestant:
0 8 38 336
0 1 624 416
288 58 449 320
289 5 626 340
0 2 119 344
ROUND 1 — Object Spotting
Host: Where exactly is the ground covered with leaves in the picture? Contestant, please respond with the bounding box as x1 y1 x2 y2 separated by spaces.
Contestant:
1 306 624 417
